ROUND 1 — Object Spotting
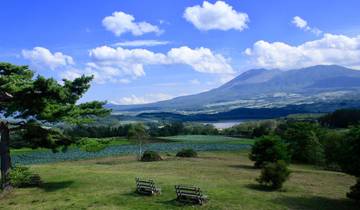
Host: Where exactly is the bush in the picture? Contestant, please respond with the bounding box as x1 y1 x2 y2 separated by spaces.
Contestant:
347 178 360 201
140 150 162 162
249 135 290 168
176 148 198 158
257 160 291 190
9 166 42 188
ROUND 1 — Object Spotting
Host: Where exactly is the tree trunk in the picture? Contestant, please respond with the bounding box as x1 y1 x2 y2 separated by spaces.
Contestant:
0 122 12 190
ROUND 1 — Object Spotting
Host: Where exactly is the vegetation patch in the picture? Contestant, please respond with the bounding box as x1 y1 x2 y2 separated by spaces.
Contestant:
140 150 162 162
257 160 291 190
176 148 198 158
9 166 42 188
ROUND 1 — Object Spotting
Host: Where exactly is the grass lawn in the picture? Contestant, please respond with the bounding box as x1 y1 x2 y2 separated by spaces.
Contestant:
159 135 255 145
0 151 358 210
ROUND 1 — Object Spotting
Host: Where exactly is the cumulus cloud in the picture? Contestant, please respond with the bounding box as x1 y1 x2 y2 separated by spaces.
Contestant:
292 16 322 36
244 33 360 70
167 46 234 74
22 47 74 70
184 1 249 31
113 40 170 47
86 45 234 84
111 93 173 105
102 11 162 36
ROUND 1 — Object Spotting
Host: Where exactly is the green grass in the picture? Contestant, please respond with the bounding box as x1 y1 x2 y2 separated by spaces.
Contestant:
159 135 255 145
0 151 357 210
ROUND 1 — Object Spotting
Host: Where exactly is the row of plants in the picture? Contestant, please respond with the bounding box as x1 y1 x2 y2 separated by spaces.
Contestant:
12 143 249 165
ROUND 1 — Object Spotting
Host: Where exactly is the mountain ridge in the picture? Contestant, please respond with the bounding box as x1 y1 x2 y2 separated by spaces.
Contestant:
109 65 360 114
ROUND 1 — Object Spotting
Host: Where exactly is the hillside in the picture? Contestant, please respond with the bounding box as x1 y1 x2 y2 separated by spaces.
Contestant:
109 65 360 115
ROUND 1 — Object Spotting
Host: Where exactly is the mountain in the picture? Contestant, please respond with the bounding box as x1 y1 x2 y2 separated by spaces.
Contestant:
110 65 360 114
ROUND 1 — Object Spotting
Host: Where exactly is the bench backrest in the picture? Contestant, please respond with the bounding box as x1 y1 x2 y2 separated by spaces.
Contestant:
136 178 156 190
175 185 202 197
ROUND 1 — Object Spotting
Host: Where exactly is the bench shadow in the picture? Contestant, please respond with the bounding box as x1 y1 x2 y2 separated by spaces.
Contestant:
272 196 360 210
157 199 197 207
40 181 74 192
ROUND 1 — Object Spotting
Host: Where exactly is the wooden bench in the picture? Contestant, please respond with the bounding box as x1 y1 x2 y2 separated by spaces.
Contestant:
135 178 161 195
175 185 208 205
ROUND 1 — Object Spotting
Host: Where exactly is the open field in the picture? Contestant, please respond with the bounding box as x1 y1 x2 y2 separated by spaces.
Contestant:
1 151 358 210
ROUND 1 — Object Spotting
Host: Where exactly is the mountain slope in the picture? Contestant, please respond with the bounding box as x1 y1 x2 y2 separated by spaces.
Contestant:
110 65 360 113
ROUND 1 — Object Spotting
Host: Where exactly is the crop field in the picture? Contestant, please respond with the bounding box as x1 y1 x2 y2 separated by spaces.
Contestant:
0 151 358 210
11 135 252 165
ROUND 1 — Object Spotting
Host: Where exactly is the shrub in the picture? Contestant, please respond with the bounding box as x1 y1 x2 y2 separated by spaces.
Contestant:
9 166 42 188
257 160 291 190
347 178 360 201
140 150 162 162
249 135 290 168
176 148 198 158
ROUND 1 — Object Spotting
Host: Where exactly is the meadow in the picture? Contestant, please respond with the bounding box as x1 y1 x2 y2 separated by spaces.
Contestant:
0 151 358 210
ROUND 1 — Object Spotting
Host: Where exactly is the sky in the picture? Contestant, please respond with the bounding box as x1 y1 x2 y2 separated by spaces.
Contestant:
1 0 360 105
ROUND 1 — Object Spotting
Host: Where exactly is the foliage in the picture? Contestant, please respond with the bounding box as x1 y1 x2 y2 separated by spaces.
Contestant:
176 148 198 157
276 121 325 165
65 124 132 138
140 150 162 162
9 166 42 187
147 122 218 137
322 130 346 170
127 123 148 141
257 160 291 190
222 120 278 138
347 178 360 201
78 138 109 152
249 135 290 168
320 109 360 128
336 126 360 177
0 62 110 149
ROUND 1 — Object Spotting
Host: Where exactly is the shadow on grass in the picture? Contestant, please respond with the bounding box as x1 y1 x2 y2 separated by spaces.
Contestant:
157 199 198 207
229 164 257 170
245 183 278 192
272 196 360 210
40 181 74 192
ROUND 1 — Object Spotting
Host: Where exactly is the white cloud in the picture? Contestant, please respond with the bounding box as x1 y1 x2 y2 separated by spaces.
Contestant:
244 33 360 70
112 93 173 105
292 16 308 29
22 47 74 70
184 1 249 31
86 45 234 84
167 46 234 74
113 40 170 47
102 11 162 36
60 68 82 80
292 16 322 36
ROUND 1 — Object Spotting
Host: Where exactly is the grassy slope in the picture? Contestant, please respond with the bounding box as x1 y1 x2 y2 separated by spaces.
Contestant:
0 151 358 210
159 135 255 145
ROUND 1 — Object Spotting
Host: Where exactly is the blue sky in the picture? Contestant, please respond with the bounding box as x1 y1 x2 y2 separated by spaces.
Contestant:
1 0 360 104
